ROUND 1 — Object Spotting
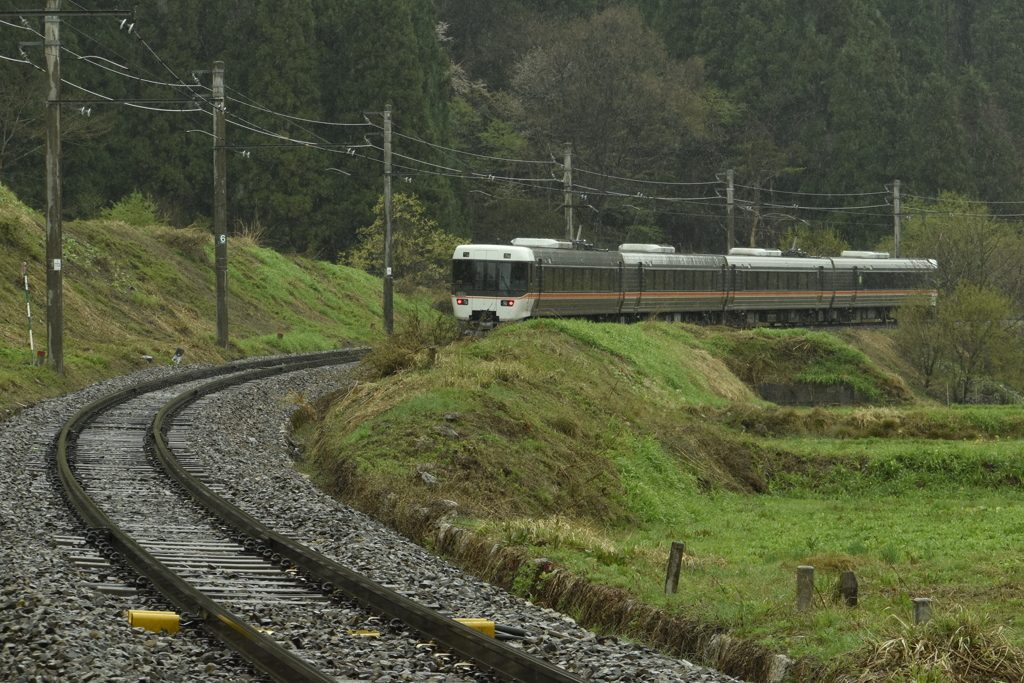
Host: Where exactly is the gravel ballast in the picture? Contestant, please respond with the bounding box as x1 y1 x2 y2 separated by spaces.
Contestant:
1 361 753 683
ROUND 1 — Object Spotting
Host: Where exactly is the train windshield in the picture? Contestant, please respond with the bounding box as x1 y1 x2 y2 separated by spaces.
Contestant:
452 260 528 295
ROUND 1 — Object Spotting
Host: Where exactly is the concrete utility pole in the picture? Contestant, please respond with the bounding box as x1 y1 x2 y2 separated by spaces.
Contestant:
563 143 573 241
44 0 63 374
726 169 735 253
383 105 394 335
893 179 901 258
213 61 228 347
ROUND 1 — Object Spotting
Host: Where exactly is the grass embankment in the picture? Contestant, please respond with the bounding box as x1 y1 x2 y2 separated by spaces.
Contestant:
0 182 433 414
306 319 1024 683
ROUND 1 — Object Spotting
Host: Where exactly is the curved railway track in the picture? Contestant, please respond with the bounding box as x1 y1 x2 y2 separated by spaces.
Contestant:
53 351 585 683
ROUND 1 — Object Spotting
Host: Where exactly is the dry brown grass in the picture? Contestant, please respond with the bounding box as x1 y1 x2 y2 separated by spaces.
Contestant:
844 608 1024 683
358 312 462 379
689 347 756 403
232 217 268 248
154 226 211 264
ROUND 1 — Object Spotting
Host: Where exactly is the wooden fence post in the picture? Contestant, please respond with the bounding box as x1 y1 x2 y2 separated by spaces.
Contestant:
913 598 932 624
664 541 685 595
840 570 858 607
796 566 814 612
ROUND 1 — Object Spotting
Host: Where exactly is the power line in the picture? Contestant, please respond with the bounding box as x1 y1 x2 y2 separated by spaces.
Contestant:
903 192 1024 205
225 97 374 128
575 166 723 186
733 183 889 197
573 182 723 203
389 125 554 165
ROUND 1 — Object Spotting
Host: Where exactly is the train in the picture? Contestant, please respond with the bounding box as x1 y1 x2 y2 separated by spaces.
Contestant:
451 238 938 328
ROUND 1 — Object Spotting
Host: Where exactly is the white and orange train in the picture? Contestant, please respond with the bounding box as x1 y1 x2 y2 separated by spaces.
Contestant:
451 238 937 328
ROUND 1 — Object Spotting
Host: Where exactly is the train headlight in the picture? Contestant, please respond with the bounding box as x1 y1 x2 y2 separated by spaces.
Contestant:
455 298 468 306
500 300 515 307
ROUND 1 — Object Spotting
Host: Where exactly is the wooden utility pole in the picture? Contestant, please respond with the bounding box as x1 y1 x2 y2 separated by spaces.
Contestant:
44 0 63 374
893 179 901 258
726 169 735 253
1 4 132 373
213 61 228 347
383 105 394 335
563 143 573 241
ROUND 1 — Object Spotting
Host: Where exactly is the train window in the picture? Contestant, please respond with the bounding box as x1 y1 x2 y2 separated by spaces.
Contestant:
497 263 512 290
452 260 473 288
510 262 527 291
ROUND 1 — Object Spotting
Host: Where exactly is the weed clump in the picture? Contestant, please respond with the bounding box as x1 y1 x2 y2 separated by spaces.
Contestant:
360 312 461 378
850 608 1024 683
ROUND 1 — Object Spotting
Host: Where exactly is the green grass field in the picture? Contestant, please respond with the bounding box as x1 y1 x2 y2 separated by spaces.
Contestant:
307 319 1024 681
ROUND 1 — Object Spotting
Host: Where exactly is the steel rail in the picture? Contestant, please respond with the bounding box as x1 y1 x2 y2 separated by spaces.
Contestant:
54 350 367 683
152 363 587 683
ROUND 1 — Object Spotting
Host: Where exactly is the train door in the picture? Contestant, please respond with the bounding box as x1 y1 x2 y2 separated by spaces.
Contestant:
633 262 644 314
534 260 544 317
725 265 737 309
616 262 625 314
852 266 859 303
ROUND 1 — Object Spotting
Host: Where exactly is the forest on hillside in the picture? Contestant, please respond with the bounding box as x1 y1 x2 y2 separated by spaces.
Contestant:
1 0 1023 259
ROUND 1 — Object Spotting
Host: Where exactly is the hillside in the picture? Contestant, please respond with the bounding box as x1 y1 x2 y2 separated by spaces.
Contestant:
0 182 434 415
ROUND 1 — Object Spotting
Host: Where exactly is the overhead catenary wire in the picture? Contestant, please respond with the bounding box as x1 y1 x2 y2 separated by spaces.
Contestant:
733 183 890 197
388 125 554 165
226 97 379 128
902 192 1024 205
0 52 32 64
576 166 724 186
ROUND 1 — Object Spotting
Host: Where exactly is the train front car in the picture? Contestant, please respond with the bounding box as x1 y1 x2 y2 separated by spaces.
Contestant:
451 243 536 328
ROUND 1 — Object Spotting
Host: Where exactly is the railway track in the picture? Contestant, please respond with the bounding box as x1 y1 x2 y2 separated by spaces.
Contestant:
52 350 586 683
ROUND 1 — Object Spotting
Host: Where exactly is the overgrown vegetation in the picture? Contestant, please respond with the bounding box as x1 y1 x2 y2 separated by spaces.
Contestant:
305 318 1024 682
0 181 436 415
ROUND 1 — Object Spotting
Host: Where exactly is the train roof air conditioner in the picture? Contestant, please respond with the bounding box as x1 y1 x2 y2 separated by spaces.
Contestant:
511 238 573 249
618 244 676 253
729 248 783 257
841 251 891 259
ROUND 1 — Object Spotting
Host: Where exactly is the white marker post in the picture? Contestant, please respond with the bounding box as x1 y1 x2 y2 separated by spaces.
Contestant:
22 262 35 359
